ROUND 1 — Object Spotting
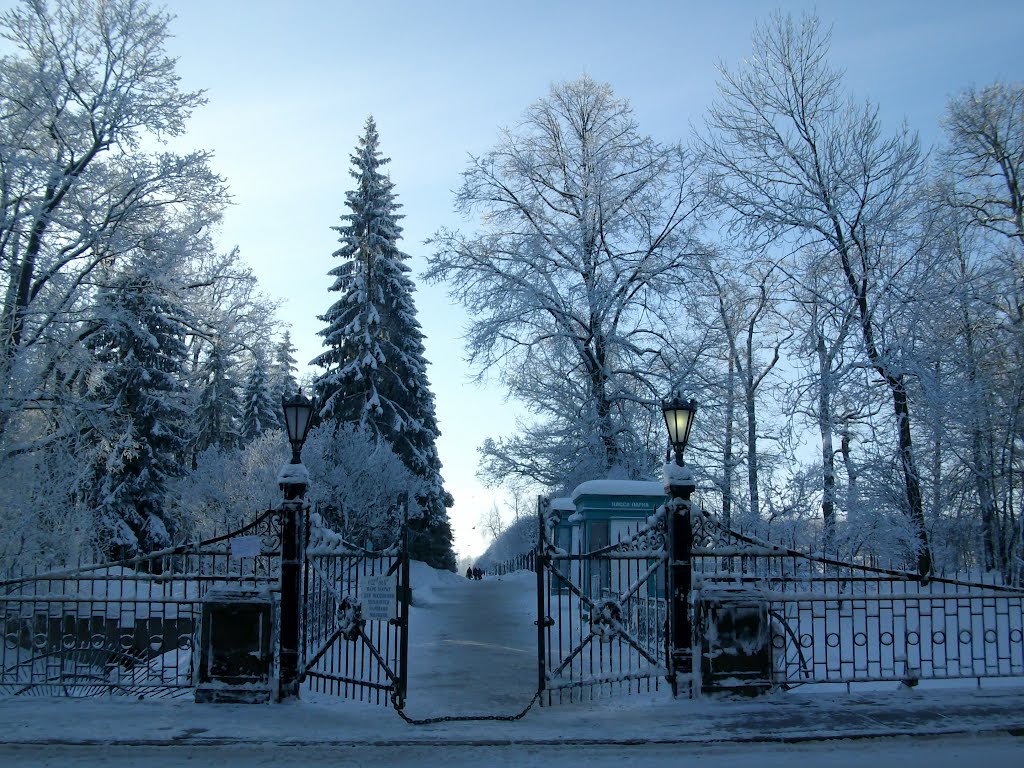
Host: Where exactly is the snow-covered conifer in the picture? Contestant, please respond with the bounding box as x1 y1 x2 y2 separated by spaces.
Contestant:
193 340 243 454
313 117 454 569
84 260 192 557
271 331 300 425
241 352 280 443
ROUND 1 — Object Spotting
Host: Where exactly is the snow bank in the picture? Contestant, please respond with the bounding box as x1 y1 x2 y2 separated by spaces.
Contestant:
408 560 466 607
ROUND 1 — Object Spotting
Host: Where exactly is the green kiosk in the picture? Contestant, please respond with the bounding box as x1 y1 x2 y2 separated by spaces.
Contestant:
568 479 667 600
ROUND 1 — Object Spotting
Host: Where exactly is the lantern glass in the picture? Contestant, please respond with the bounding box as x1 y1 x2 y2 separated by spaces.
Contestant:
662 396 697 459
282 390 315 456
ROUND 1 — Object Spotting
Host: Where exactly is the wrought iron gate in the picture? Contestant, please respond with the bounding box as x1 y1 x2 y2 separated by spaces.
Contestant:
301 511 410 707
535 500 670 703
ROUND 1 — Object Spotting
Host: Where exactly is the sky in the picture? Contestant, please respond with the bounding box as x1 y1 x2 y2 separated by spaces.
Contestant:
110 0 1024 559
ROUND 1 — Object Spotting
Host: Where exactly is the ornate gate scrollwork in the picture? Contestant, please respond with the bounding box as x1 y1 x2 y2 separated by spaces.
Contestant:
589 598 624 641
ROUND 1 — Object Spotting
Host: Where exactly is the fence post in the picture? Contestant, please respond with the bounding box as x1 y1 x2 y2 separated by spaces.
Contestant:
396 493 410 708
536 496 549 699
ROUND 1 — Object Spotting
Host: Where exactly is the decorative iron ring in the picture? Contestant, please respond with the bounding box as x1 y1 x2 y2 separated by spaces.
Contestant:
590 598 624 641
337 596 365 642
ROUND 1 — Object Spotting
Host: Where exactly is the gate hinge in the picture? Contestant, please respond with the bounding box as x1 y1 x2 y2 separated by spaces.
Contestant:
534 616 555 628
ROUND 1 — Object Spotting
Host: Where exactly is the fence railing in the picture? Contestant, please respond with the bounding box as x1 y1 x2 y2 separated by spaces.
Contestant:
692 513 1024 690
0 509 280 697
488 551 536 576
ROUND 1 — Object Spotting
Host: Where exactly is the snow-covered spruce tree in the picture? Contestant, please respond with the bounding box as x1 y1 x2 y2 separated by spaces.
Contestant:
83 259 192 558
270 331 299 424
192 339 243 456
241 352 280 444
312 117 454 570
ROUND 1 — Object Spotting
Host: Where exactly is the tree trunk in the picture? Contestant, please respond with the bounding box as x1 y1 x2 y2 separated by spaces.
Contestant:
817 332 836 549
890 376 932 576
722 353 735 528
745 371 760 521
836 232 933 577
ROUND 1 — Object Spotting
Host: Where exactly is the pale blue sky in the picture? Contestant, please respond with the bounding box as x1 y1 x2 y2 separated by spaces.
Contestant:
11 1 1024 557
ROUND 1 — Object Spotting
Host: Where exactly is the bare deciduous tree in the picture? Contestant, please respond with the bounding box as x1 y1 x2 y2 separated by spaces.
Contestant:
700 13 933 574
944 83 1024 247
428 75 706 489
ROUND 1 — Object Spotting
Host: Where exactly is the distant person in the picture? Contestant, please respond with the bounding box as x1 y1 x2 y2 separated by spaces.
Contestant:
466 566 473 579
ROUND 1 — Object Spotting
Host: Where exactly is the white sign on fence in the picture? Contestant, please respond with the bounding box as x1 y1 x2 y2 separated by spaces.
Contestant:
230 535 261 558
360 574 397 621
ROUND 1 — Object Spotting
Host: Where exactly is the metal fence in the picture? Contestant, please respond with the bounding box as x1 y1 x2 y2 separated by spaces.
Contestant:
488 551 536 576
0 510 280 697
692 512 1024 691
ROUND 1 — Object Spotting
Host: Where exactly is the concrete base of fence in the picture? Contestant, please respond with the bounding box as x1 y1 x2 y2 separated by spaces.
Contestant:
194 587 274 704
700 594 772 696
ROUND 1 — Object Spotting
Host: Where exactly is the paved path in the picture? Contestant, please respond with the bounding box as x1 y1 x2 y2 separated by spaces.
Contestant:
402 573 539 718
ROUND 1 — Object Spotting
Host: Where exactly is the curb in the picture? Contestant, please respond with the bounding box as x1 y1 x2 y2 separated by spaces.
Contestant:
2 724 1022 748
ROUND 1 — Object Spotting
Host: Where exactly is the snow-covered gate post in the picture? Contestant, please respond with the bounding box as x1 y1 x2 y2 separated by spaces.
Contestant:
535 496 552 698
277 391 316 701
662 396 698 698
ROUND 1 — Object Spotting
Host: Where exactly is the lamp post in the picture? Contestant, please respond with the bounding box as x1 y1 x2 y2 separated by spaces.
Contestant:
661 395 697 697
277 389 316 701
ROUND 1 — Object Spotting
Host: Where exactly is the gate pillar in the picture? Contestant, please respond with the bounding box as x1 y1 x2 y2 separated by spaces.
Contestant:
666 464 695 698
277 464 308 702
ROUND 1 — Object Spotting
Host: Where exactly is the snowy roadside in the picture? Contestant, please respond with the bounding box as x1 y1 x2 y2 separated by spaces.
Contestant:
1 682 1023 747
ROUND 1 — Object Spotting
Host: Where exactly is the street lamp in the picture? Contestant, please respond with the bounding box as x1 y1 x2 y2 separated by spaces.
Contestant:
662 396 697 467
282 389 316 465
661 394 697 698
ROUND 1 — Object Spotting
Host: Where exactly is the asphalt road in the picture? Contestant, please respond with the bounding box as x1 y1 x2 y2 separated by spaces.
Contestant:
2 733 1022 767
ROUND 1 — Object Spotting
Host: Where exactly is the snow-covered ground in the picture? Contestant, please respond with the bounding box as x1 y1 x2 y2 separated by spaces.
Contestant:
1 565 1022 766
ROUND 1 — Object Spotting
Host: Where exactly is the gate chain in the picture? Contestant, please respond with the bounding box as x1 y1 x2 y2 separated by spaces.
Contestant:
392 689 542 725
